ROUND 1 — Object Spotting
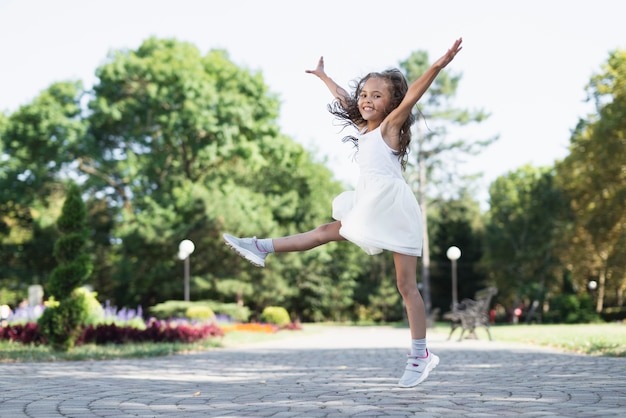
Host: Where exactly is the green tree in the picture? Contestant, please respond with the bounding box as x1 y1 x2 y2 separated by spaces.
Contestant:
482 165 567 318
0 82 86 299
38 182 93 351
555 48 626 312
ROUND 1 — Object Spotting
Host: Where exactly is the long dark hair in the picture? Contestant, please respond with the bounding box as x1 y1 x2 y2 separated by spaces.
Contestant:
328 69 415 170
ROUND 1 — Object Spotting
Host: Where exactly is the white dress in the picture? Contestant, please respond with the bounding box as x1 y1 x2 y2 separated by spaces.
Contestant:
331 127 423 256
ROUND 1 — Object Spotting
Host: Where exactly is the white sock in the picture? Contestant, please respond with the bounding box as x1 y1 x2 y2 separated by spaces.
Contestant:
255 238 275 253
411 338 427 358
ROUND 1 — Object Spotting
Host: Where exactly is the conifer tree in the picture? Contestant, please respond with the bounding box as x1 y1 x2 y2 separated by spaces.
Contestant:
38 182 93 351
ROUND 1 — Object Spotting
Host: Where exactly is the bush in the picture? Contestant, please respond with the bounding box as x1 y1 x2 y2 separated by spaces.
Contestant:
546 294 602 324
601 307 626 322
75 287 105 325
260 306 290 326
207 302 250 322
38 292 89 351
186 305 215 321
150 300 192 319
150 300 250 322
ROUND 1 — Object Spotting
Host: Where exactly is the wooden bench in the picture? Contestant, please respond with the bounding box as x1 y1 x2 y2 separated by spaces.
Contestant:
445 287 498 341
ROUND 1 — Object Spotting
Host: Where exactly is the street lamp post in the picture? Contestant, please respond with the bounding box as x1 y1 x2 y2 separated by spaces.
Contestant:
446 246 461 309
178 239 195 302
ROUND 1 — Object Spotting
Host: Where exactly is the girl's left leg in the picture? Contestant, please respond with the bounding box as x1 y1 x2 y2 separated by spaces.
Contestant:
393 252 439 387
392 252 426 339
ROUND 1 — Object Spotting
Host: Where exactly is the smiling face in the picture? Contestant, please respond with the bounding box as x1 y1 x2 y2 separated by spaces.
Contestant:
357 76 392 125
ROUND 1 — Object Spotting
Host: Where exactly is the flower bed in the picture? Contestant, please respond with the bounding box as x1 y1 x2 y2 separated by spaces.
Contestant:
221 323 279 333
1 320 224 346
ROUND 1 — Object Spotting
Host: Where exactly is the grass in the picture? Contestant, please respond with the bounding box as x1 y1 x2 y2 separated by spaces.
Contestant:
0 337 223 363
487 323 626 357
2 322 624 362
0 326 321 363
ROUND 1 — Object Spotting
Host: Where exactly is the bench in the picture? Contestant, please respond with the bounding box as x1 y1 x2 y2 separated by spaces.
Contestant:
445 287 498 341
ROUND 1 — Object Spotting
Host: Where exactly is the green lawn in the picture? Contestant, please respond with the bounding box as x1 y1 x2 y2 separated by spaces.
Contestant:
0 338 223 363
433 322 625 357
488 323 625 357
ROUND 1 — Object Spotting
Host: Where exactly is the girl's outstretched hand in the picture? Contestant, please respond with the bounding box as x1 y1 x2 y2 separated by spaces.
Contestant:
305 56 326 78
434 37 463 69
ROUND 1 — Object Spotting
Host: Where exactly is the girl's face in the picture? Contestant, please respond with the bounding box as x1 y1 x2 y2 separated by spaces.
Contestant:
358 77 392 123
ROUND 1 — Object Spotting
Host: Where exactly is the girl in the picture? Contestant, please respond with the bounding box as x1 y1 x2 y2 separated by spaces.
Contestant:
224 38 463 387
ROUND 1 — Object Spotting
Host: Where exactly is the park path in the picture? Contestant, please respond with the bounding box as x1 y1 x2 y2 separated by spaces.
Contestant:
1 325 625 417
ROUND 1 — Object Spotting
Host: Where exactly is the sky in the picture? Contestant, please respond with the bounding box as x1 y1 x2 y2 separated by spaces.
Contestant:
1 0 624 208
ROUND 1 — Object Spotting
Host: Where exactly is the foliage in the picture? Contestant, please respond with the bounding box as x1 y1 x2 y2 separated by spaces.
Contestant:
555 48 626 313
260 306 291 326
37 183 93 351
79 320 223 345
150 300 250 322
37 291 88 351
545 294 601 324
428 193 486 313
185 305 215 321
0 82 86 293
0 322 44 345
76 287 105 326
481 165 567 315
601 307 626 322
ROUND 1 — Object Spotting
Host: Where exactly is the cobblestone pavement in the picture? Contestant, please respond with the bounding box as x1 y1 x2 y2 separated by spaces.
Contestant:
1 325 625 417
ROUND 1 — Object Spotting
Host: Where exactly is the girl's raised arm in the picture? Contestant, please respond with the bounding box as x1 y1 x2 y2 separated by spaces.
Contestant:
306 56 350 109
384 38 463 132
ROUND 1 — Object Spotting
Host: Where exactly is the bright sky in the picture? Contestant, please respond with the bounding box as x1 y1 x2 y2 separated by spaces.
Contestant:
1 0 624 207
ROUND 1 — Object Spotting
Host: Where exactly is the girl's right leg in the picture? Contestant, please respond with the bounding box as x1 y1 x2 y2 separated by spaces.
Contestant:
223 221 345 267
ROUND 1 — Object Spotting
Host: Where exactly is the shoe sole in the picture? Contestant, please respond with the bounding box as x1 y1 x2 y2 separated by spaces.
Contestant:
398 354 440 388
223 234 265 268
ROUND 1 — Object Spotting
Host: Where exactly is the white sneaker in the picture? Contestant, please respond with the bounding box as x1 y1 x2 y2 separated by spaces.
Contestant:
398 350 439 388
223 234 268 267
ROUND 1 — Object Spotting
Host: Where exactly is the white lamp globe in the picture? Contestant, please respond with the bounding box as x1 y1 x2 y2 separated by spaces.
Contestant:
446 246 461 261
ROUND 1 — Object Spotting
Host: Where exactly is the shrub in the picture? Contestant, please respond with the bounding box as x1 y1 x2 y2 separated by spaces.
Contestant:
260 306 290 326
38 291 89 351
186 305 215 321
602 307 626 322
75 287 105 325
207 301 250 322
150 300 191 319
546 294 602 324
151 300 250 323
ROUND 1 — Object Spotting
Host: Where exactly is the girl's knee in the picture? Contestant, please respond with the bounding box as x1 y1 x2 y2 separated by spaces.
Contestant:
396 278 417 298
314 222 342 243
